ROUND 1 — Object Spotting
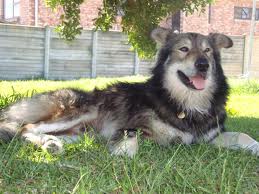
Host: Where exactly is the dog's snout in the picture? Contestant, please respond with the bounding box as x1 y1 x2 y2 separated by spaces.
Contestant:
195 58 209 72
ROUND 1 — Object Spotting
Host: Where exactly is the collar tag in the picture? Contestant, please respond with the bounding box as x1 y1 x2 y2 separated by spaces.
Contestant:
177 111 185 119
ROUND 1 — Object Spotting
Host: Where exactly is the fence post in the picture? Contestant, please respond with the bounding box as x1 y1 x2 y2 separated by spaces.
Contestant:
134 51 139 75
242 35 248 75
44 26 50 79
91 30 98 78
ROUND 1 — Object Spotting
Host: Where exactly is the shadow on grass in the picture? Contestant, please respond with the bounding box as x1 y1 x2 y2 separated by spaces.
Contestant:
0 116 258 193
0 138 103 193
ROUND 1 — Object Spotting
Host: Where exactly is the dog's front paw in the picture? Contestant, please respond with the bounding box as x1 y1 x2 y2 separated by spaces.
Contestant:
246 141 259 156
110 136 138 158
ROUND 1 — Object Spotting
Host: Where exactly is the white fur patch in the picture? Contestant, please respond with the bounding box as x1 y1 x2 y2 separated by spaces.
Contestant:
110 136 138 158
198 127 221 143
211 132 259 156
151 119 193 145
100 120 118 140
163 62 215 113
22 132 64 153
27 111 97 134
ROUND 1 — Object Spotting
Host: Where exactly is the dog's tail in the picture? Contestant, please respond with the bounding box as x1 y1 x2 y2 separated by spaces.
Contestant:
0 122 18 143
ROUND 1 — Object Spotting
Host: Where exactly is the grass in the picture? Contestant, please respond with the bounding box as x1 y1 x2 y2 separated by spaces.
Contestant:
0 76 258 193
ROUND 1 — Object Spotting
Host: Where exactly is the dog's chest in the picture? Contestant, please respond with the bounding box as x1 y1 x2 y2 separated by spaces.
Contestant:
150 119 194 145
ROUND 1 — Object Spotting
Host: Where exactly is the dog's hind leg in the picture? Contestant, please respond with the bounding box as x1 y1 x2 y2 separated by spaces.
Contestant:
210 132 259 156
0 92 66 142
22 132 82 154
0 95 59 142
24 112 97 135
21 123 85 153
22 132 64 153
21 114 96 153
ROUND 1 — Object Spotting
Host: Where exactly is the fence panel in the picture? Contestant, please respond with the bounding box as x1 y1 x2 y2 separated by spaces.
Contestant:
0 25 45 80
221 36 245 76
48 29 92 80
1 24 259 80
96 31 135 77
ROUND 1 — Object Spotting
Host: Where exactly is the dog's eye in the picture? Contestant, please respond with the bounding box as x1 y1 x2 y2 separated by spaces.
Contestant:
204 48 211 53
179 47 189 52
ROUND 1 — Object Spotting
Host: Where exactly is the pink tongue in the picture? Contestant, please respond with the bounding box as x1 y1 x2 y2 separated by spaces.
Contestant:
190 75 206 90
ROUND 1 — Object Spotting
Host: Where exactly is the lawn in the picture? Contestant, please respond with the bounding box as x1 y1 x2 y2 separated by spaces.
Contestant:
0 76 258 193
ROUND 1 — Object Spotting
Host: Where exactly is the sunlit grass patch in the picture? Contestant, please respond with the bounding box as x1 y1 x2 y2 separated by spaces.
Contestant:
229 78 259 95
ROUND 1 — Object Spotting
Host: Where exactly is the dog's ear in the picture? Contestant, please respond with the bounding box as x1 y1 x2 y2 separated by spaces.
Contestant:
151 27 173 45
209 33 233 49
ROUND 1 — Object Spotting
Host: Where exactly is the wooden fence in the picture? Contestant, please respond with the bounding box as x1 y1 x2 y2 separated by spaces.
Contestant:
0 24 258 80
244 35 259 77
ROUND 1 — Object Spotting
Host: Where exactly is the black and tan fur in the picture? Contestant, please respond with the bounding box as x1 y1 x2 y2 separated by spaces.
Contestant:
0 27 258 157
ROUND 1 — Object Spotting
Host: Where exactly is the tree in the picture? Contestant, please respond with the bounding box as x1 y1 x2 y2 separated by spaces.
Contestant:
45 0 213 58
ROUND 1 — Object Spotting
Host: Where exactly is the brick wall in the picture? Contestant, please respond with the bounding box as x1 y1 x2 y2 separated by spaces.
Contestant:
80 0 103 29
18 0 102 28
182 0 259 35
20 0 35 25
182 7 209 34
0 0 3 20
37 0 62 27
35 0 102 28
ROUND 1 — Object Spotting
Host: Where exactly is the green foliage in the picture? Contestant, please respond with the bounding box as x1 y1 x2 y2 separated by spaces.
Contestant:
46 0 213 57
45 0 84 40
95 0 213 58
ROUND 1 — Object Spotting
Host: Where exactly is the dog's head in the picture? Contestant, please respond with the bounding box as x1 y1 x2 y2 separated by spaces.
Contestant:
151 27 233 111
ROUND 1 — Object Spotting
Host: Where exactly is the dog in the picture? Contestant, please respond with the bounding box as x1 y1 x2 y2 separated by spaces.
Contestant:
0 27 258 157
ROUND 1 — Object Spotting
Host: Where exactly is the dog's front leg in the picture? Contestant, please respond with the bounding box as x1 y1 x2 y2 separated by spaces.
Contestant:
210 132 259 156
108 129 138 158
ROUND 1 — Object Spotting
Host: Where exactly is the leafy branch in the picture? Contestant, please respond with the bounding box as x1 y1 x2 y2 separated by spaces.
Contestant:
45 0 213 58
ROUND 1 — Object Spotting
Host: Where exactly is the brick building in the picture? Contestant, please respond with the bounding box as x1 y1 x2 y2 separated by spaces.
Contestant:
0 0 259 35
0 0 103 29
180 0 259 35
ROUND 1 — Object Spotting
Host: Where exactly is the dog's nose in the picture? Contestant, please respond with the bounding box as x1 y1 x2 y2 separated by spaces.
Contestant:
195 58 209 72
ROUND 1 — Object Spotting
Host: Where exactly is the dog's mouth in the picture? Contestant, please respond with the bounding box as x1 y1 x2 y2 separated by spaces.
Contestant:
177 70 207 90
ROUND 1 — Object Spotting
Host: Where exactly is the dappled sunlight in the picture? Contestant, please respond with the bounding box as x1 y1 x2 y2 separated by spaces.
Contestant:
26 135 98 164
0 134 99 165
17 144 60 163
